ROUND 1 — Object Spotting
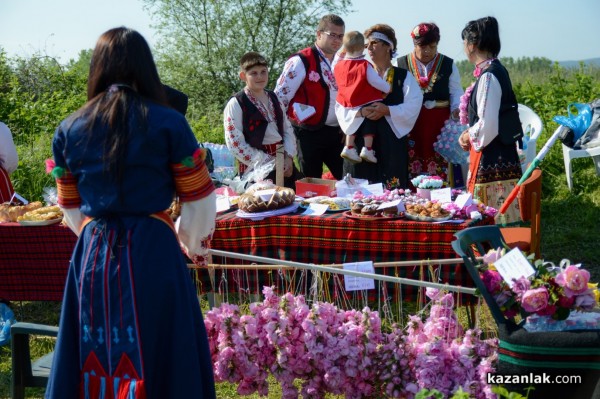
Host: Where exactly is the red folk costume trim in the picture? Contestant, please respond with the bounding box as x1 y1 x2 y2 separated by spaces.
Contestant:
81 351 147 399
171 149 215 202
55 170 82 208
408 53 444 94
46 158 82 208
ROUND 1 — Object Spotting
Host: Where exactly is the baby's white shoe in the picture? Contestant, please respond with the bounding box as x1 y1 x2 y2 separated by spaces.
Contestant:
341 146 362 163
360 147 377 163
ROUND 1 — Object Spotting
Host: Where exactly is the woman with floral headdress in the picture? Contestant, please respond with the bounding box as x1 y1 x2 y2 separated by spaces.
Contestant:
397 22 464 187
342 24 422 188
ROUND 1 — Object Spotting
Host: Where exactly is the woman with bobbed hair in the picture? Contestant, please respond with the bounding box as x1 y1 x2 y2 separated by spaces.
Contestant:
397 22 464 186
458 16 522 224
45 27 216 398
343 23 422 189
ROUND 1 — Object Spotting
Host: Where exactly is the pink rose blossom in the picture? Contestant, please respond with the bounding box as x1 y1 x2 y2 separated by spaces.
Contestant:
521 287 549 313
511 276 531 298
555 265 590 296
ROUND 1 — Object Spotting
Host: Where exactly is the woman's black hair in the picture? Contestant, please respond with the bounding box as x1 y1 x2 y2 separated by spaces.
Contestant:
78 27 167 193
461 16 501 57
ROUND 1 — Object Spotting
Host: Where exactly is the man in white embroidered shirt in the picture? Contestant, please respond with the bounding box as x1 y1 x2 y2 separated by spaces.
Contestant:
275 14 345 180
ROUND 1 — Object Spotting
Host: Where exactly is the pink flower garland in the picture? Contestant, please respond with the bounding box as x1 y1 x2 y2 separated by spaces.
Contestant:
205 286 498 398
459 83 475 125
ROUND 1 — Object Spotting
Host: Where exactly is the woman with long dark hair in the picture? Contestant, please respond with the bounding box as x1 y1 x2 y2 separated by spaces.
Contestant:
45 27 216 398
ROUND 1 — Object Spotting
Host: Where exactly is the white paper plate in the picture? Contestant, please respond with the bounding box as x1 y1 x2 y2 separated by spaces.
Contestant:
18 218 63 226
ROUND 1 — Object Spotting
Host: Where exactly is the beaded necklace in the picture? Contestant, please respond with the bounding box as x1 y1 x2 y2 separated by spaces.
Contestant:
408 52 443 93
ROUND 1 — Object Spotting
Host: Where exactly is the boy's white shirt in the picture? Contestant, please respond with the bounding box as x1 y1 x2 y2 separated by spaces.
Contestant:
223 95 297 167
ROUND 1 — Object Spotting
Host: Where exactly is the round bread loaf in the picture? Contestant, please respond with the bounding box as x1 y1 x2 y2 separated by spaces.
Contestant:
238 187 295 213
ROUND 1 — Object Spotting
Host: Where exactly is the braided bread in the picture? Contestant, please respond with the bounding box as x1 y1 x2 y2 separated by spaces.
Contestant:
238 187 295 213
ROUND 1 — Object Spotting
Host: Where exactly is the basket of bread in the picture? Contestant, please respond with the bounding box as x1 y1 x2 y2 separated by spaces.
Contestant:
236 182 298 220
237 183 295 213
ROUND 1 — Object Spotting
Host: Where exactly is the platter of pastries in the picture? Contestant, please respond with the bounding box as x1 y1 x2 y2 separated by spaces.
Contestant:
404 201 453 222
17 205 63 226
344 198 403 220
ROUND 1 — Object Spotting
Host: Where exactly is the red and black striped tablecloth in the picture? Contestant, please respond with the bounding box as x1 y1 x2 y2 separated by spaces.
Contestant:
204 210 491 301
0 211 491 302
0 223 76 301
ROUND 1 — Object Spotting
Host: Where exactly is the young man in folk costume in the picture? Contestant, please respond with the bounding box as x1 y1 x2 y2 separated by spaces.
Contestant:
275 14 346 180
223 52 298 188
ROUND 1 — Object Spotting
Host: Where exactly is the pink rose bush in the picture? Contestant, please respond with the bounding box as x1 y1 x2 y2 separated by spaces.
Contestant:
205 286 498 398
480 248 599 320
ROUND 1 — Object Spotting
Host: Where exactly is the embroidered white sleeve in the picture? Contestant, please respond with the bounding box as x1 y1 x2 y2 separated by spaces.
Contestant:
60 206 85 236
386 73 423 138
448 63 464 112
177 191 216 266
469 72 502 151
274 56 306 111
223 97 269 167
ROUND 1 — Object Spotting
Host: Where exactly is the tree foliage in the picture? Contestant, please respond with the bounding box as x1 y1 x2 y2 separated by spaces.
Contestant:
142 0 351 123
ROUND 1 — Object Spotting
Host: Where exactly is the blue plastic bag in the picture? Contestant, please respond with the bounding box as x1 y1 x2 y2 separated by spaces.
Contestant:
0 302 16 346
553 102 593 142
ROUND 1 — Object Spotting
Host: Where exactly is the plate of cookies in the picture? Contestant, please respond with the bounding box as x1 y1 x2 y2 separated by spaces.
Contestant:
343 198 404 221
404 201 453 222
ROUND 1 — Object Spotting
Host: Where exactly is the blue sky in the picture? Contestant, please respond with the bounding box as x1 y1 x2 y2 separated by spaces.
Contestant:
1 0 598 63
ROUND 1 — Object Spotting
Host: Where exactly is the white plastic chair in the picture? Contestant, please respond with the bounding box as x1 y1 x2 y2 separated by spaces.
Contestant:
517 104 543 173
561 143 600 191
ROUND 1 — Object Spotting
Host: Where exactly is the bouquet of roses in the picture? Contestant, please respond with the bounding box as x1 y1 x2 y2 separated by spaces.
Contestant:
480 248 599 320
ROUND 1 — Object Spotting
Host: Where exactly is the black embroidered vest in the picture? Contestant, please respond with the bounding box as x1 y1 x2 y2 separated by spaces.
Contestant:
382 67 407 107
234 90 285 149
468 60 523 146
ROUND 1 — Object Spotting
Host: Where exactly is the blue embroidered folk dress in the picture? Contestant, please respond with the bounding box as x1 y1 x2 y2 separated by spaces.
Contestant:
45 100 216 399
